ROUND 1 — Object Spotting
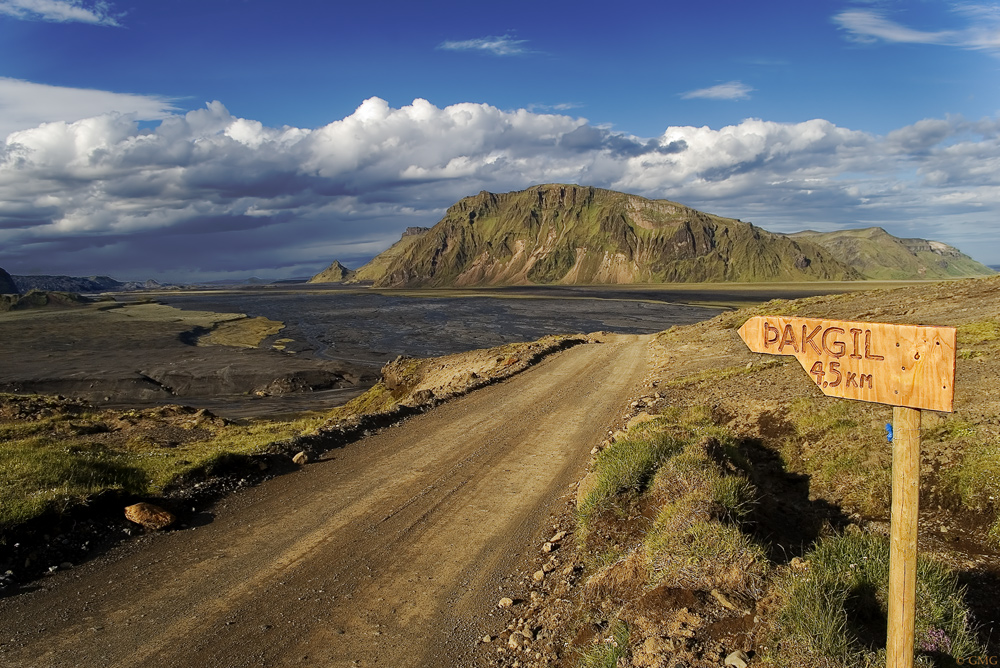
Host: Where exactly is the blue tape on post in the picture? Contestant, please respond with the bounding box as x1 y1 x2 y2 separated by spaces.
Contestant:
885 423 894 443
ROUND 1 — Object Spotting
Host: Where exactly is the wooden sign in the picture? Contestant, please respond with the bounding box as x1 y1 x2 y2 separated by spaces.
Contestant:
738 316 956 412
738 314 959 668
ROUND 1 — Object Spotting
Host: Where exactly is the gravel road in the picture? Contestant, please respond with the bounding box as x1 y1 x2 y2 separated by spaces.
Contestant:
0 335 648 668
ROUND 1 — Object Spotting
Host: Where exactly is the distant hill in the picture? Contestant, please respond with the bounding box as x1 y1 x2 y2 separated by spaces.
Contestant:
11 275 169 293
308 260 356 284
788 228 994 280
0 267 17 295
358 185 860 287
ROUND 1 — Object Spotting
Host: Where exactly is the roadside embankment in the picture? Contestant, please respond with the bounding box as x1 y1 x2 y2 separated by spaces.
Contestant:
0 332 588 590
477 275 1000 668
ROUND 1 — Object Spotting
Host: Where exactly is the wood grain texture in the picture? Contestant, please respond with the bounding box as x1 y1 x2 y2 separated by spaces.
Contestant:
888 406 921 668
738 316 956 411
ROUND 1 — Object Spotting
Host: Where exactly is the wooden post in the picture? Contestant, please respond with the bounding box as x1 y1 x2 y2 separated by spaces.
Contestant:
887 406 921 668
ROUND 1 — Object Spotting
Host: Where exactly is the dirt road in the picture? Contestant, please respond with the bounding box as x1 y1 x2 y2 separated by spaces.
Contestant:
0 334 648 668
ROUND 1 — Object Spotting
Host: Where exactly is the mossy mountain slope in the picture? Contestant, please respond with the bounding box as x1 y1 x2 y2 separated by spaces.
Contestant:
350 227 431 284
789 227 994 280
369 185 860 287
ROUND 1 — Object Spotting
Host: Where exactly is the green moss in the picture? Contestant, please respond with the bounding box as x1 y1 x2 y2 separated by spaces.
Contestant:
957 320 1000 346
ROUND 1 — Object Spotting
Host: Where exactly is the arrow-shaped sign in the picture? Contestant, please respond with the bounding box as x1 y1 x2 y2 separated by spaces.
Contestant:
737 316 956 412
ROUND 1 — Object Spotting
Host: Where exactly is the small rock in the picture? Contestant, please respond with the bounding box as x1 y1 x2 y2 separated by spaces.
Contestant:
482 635 492 643
711 589 737 610
292 451 310 465
498 597 514 608
725 650 751 668
124 502 176 530
508 633 523 650
532 570 545 582
549 531 566 543
542 542 554 553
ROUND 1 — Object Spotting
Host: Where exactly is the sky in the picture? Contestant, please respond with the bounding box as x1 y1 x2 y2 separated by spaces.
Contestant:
0 0 998 281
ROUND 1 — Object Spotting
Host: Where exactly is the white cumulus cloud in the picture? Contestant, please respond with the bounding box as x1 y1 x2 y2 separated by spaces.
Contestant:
0 94 998 280
0 0 121 25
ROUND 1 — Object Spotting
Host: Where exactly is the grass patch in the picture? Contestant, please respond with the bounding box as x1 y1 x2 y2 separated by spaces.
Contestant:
328 382 396 418
0 397 322 529
941 438 1000 547
661 358 786 389
576 432 684 537
784 397 893 517
199 316 285 348
1 440 148 527
761 532 981 667
578 620 630 668
644 438 768 597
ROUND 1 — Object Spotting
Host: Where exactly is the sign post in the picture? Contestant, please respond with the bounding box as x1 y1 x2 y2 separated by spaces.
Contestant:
737 316 956 668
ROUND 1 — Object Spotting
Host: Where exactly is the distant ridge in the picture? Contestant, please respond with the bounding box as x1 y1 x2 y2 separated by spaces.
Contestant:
353 184 861 287
789 228 994 280
11 275 169 293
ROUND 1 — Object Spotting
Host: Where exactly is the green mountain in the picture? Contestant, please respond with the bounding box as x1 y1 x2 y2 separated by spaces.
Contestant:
788 227 994 280
308 260 356 284
363 185 861 287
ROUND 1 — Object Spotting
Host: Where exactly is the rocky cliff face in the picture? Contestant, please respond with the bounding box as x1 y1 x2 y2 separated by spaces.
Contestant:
365 184 861 287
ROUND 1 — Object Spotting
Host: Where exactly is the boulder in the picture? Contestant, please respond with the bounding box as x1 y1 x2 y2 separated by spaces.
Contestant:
124 502 176 530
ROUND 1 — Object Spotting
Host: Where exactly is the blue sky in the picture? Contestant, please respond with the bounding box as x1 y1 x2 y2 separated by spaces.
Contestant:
0 0 998 280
